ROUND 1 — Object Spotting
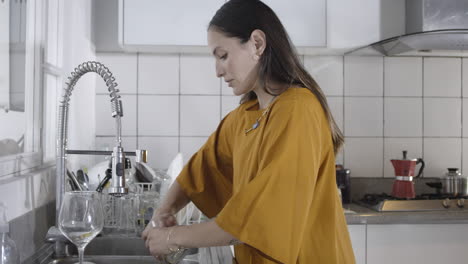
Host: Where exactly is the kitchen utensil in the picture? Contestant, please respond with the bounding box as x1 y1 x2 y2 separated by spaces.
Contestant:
76 169 89 191
390 150 425 199
426 168 468 196
336 165 351 204
96 168 112 193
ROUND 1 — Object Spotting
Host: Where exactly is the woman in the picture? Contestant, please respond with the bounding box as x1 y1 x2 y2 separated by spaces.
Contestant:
142 0 355 263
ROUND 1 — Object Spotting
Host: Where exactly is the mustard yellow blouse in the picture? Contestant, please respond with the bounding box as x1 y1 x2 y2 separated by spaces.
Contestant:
177 87 355 264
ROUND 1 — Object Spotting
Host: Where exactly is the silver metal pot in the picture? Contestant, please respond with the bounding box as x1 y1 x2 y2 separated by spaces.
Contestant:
441 168 468 196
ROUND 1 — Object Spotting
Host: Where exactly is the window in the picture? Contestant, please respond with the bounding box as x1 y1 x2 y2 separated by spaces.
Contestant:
41 0 64 163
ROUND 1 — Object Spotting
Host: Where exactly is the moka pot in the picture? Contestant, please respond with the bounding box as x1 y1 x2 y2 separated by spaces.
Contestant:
391 150 425 199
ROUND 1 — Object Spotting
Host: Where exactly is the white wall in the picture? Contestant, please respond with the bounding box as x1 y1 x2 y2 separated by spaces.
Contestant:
61 0 97 172
95 53 468 179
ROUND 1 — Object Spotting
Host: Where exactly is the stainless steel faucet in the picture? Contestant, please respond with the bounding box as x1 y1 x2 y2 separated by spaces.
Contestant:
57 61 127 209
52 61 148 257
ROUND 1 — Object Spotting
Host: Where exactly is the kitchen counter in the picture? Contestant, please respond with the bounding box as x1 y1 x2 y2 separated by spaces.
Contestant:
344 203 468 225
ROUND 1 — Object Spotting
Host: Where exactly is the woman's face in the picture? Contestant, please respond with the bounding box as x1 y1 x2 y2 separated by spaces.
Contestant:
207 29 259 96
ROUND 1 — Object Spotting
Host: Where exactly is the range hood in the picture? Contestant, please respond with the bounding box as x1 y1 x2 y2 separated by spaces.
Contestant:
346 0 468 57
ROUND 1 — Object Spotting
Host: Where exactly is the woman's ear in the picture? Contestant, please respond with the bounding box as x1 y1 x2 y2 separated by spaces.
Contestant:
250 29 266 57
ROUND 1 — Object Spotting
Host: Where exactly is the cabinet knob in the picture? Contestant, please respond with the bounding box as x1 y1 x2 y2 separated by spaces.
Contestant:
442 198 451 209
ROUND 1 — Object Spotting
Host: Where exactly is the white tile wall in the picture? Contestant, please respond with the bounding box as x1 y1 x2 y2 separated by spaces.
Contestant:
138 95 179 136
344 97 383 136
423 138 462 178
138 54 179 94
221 96 240 118
180 96 220 136
344 56 383 96
95 53 468 178
344 137 383 178
463 58 468 97
384 98 422 137
423 98 461 137
384 57 422 97
180 55 220 95
304 56 343 96
423 58 461 97
464 98 468 138
180 137 209 165
463 139 468 174
138 137 179 169
327 97 344 132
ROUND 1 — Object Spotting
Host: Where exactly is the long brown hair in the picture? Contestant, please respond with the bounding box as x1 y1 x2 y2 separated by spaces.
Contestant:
209 0 344 154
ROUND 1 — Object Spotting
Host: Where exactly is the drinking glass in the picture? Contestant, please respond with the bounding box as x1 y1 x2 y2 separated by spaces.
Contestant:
58 191 104 264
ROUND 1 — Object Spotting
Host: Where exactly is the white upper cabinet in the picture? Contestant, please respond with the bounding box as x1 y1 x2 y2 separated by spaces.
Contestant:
262 0 326 47
119 0 223 46
118 0 326 49
112 0 405 52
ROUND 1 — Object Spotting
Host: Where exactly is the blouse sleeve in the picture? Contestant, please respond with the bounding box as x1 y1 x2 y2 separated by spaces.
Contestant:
215 98 330 263
176 111 236 218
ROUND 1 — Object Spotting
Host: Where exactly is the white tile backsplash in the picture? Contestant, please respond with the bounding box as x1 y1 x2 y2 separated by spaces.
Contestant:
463 58 468 97
138 137 179 169
304 56 343 96
95 94 137 136
180 55 220 95
384 57 422 97
423 138 462 178
344 97 383 137
424 58 461 97
464 98 468 138
96 53 138 94
180 96 221 136
463 139 468 174
384 98 422 137
423 98 461 137
138 54 179 94
383 138 423 178
344 137 383 177
93 52 468 179
344 56 383 96
221 96 240 118
180 137 208 165
138 95 179 136
327 97 344 132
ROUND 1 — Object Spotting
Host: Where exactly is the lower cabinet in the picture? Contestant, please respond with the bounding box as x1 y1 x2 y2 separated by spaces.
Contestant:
347 225 366 264
348 224 468 264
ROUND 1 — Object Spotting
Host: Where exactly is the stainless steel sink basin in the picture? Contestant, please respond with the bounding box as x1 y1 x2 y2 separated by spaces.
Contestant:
67 236 151 256
43 237 199 264
47 256 198 264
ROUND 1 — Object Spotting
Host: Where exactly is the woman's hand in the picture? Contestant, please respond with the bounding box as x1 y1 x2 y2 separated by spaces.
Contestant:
143 227 173 257
142 211 177 241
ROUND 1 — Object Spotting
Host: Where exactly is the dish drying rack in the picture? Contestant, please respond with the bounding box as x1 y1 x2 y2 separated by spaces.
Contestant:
101 182 161 237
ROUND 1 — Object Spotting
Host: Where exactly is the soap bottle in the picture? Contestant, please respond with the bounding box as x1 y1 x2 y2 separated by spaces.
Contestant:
0 203 19 264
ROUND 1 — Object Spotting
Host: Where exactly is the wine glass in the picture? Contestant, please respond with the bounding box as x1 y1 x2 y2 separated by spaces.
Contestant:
58 191 104 264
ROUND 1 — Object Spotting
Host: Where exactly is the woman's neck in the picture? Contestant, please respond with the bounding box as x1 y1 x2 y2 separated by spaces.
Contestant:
253 82 287 109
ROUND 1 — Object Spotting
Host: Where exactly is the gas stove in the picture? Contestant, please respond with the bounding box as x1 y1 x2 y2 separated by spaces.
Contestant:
359 193 468 212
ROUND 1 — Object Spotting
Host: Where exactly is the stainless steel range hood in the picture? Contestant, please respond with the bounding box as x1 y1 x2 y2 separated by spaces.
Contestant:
346 0 468 57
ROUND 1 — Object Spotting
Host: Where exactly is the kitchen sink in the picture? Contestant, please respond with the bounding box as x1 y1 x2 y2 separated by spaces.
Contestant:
47 256 198 264
40 237 199 264
66 236 152 256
